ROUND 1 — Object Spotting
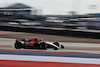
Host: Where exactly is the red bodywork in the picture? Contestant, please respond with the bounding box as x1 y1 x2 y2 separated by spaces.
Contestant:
25 39 39 46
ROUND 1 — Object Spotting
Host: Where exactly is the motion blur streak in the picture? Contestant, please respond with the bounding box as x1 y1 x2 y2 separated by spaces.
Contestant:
0 60 100 67
0 31 9 34
0 54 100 64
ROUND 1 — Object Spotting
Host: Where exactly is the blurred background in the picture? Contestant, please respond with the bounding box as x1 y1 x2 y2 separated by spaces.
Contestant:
1 0 100 32
0 0 100 67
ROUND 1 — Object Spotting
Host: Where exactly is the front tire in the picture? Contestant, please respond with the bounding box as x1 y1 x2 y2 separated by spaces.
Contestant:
53 42 60 46
54 47 58 50
61 45 64 49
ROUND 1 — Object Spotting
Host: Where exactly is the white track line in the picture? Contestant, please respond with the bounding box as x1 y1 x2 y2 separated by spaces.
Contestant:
0 54 100 64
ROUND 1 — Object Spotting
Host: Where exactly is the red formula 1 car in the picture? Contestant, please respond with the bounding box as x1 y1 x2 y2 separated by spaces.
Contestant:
14 38 64 50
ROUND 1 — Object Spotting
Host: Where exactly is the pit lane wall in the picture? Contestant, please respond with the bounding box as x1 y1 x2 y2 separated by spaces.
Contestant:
0 26 100 39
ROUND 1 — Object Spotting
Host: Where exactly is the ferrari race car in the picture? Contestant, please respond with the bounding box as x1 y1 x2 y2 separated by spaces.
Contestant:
14 38 64 50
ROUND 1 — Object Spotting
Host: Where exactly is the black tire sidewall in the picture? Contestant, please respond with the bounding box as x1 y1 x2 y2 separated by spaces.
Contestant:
15 42 22 49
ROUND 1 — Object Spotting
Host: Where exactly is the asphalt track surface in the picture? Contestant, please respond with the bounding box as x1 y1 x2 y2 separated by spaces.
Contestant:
0 50 100 67
0 38 100 67
0 49 100 58
0 38 100 53
0 31 100 67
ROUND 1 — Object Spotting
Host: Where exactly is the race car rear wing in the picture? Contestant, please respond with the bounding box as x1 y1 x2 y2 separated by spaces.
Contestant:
16 39 27 42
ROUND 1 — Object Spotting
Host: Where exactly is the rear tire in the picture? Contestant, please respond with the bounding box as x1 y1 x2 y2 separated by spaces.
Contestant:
54 47 58 50
14 42 22 49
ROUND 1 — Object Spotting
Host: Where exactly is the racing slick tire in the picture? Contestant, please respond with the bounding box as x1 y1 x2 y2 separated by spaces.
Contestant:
53 42 60 46
53 47 58 50
61 45 64 49
14 42 22 49
40 42 47 50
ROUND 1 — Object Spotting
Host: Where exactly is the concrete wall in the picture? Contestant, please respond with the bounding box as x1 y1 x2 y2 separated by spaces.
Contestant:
0 26 100 39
